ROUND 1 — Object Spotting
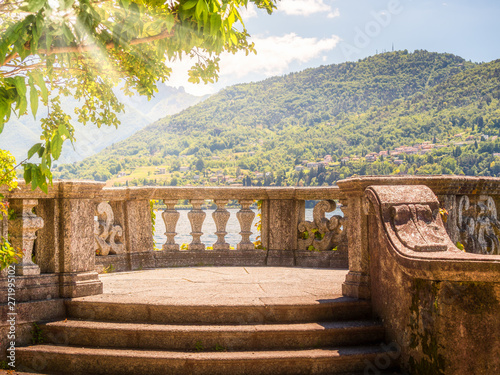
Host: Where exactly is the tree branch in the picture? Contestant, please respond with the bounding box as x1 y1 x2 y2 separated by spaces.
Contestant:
38 29 175 56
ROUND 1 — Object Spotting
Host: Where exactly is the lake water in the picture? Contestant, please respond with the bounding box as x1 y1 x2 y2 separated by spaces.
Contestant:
153 207 342 248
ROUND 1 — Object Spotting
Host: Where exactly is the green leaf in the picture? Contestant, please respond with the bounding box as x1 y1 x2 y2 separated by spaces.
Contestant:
195 0 206 20
58 122 71 138
182 0 198 10
37 146 45 158
13 76 27 97
30 71 48 102
28 143 43 159
51 132 63 160
121 0 130 10
27 0 47 13
28 77 38 119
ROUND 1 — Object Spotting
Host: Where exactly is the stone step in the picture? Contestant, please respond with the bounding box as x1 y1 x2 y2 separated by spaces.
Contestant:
42 319 385 351
65 297 373 324
17 345 399 375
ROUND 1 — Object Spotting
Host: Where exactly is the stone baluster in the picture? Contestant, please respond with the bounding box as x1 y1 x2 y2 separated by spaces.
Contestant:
162 200 180 251
188 199 206 251
237 200 255 251
9 199 44 276
212 200 230 251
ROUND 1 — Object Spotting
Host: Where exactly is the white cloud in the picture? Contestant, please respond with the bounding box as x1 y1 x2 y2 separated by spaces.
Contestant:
166 33 340 96
238 4 258 20
327 8 340 19
220 33 340 77
279 0 333 17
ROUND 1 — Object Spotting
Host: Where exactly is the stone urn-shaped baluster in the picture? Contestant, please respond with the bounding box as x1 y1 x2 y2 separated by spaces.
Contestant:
9 199 44 275
188 199 206 251
237 200 255 251
162 200 180 251
212 200 230 251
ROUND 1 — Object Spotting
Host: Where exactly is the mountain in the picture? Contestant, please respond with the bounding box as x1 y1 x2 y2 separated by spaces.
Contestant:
1 83 208 165
55 51 500 184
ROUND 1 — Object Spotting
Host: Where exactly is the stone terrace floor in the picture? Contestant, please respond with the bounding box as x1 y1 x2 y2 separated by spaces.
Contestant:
75 267 349 306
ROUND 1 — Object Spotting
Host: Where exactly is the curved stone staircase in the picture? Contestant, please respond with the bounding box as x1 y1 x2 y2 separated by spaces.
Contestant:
17 297 401 374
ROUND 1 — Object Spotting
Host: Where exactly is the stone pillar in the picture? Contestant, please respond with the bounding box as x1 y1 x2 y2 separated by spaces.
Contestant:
212 200 230 251
188 199 206 251
341 193 371 299
261 198 304 266
9 199 44 276
57 182 104 298
35 199 61 273
162 199 180 251
109 199 155 269
237 199 255 251
111 200 154 253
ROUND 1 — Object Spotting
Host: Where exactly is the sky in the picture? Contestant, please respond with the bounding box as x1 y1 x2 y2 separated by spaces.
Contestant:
167 0 500 96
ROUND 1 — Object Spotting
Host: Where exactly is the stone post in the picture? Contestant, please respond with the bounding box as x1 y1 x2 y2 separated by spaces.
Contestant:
188 199 206 251
35 198 61 273
57 182 104 298
261 189 304 266
212 200 230 251
237 199 255 251
336 179 371 299
162 199 180 251
109 199 155 269
9 199 44 276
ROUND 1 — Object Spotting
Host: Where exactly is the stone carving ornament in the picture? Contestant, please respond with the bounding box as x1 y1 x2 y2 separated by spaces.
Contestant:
94 202 124 256
298 200 343 251
390 204 447 252
457 195 500 255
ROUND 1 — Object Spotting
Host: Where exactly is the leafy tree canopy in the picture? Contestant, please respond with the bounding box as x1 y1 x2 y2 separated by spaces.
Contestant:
0 0 277 192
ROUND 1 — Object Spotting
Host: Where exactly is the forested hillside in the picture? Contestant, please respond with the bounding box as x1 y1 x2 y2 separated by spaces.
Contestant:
55 51 500 185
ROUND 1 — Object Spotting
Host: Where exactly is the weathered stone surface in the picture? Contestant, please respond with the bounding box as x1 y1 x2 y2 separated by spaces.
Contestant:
0 298 65 363
35 198 61 273
9 199 44 276
161 199 180 251
0 274 59 304
95 202 124 256
454 194 500 255
212 200 230 251
154 250 266 268
338 189 370 299
187 199 206 251
298 200 344 252
121 200 155 253
262 199 303 255
237 199 256 251
59 198 96 273
365 184 500 375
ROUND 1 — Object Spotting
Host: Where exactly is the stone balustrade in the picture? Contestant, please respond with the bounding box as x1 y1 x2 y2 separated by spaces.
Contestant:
1 176 500 371
96 185 348 271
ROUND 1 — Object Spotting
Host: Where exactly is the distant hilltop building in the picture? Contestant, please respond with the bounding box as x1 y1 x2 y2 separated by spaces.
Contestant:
155 168 166 175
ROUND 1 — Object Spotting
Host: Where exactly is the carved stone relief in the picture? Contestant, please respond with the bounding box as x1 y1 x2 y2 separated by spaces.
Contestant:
390 203 447 252
457 195 500 255
298 200 344 251
94 202 124 256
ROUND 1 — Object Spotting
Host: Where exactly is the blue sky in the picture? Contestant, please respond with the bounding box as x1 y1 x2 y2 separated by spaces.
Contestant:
168 0 500 96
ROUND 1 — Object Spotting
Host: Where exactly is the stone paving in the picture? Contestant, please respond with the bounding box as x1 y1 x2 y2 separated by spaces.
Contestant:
76 267 349 306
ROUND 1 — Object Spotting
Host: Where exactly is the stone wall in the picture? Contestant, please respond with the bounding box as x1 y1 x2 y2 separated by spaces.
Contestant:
363 184 500 375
